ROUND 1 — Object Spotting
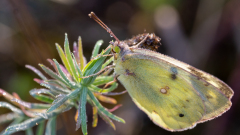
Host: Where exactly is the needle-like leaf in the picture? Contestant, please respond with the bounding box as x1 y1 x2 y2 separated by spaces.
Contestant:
36 121 45 135
76 87 88 134
39 64 70 87
87 91 125 123
56 43 72 77
64 34 79 82
46 88 81 113
91 40 103 59
53 59 76 88
45 116 57 135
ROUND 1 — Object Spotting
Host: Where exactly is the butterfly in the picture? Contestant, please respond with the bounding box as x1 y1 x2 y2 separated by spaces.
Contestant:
89 12 234 131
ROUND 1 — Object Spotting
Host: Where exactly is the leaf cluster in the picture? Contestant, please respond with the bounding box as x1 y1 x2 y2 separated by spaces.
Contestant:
0 34 125 135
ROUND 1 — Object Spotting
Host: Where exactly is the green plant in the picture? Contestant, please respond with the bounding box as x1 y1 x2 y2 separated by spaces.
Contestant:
0 34 125 135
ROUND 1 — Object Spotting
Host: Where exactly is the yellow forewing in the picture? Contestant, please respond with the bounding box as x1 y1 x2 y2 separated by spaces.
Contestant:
114 48 233 131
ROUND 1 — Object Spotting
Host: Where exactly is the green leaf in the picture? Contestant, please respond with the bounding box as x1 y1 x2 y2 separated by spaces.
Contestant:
11 117 25 125
87 91 125 123
0 116 24 134
47 88 81 113
40 81 70 94
25 128 34 135
36 121 45 135
64 34 79 82
83 47 111 75
89 82 118 93
98 111 116 130
82 58 102 85
3 117 44 135
26 65 47 80
46 94 68 113
39 64 69 87
45 116 57 135
3 106 66 135
10 98 51 109
31 104 51 110
82 47 111 85
47 80 68 90
31 93 54 103
91 40 103 59
30 89 55 103
78 37 84 70
0 102 23 115
87 100 115 130
93 76 114 86
53 59 76 88
0 113 21 125
31 104 51 109
55 43 72 77
76 87 88 134
101 56 113 69
72 53 82 82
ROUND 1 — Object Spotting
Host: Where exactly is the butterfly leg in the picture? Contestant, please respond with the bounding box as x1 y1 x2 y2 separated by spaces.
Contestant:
101 90 128 96
101 74 120 91
91 54 113 60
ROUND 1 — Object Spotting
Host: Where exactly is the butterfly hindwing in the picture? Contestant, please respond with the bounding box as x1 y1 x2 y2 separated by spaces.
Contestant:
132 48 233 121
114 48 233 131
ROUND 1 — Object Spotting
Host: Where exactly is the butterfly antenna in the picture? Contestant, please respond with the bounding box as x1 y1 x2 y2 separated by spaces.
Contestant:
89 12 120 43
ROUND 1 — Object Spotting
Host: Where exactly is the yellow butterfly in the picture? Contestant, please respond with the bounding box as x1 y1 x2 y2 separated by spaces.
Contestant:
89 12 234 131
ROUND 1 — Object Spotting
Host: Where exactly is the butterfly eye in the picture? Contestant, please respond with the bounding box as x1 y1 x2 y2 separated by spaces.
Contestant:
113 46 120 53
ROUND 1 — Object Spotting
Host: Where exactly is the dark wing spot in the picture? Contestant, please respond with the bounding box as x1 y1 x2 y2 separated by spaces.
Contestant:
206 95 213 99
125 69 136 76
171 74 177 80
179 114 184 117
170 67 178 80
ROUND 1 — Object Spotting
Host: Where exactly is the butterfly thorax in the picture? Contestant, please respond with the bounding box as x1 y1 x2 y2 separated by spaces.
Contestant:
113 42 132 75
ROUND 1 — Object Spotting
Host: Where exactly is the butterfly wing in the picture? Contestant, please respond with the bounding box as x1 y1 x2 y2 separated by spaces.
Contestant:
132 48 233 122
114 48 233 131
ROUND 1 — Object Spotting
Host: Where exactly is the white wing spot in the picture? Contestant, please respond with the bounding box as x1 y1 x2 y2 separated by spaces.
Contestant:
160 86 170 94
160 88 167 94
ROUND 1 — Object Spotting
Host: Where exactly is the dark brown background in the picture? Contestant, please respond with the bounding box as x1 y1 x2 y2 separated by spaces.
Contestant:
0 0 240 135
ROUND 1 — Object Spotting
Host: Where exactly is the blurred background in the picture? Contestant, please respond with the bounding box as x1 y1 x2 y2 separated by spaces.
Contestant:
0 0 240 135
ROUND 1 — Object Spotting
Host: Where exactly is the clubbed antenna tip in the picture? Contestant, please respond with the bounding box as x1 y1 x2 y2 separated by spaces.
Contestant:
89 12 120 43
